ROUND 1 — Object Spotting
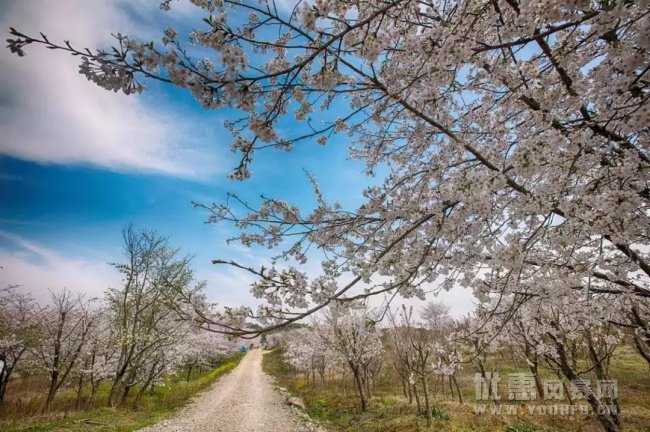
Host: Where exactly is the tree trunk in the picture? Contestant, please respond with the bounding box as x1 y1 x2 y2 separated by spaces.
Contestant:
89 380 100 407
452 375 463 404
555 370 574 406
75 373 84 409
633 335 650 367
135 378 154 404
584 335 620 427
364 367 372 399
528 361 543 400
631 305 650 367
552 340 620 432
44 370 59 411
107 374 124 407
0 364 12 405
136 360 161 405
121 384 133 404
448 375 454 399
352 368 368 411
412 382 422 414
421 376 433 428
587 333 607 380
477 360 496 403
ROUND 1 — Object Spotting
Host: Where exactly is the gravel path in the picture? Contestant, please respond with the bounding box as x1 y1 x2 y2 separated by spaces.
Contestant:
139 349 313 432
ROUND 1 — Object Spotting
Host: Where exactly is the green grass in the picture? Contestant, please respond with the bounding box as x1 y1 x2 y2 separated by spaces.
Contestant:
0 352 245 432
504 422 541 432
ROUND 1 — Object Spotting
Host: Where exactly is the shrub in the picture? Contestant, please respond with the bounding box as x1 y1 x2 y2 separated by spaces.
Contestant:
431 402 450 421
418 402 450 421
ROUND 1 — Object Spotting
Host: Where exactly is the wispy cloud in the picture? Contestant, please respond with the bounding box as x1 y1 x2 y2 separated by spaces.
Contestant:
0 230 121 302
0 0 223 179
0 228 476 318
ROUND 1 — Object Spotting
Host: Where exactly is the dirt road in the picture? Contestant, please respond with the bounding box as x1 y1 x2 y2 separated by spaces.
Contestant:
139 349 313 432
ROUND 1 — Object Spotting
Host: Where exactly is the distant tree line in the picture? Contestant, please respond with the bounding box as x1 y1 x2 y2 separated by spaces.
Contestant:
0 225 236 410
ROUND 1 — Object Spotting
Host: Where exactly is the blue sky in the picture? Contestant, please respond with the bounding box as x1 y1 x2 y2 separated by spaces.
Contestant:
0 0 475 316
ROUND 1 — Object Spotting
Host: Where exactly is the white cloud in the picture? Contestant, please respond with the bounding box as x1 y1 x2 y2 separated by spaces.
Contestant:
430 285 477 318
0 0 222 178
202 265 261 309
0 231 121 303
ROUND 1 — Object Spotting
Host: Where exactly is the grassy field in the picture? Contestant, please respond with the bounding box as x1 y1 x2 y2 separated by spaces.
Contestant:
263 348 650 432
0 352 244 432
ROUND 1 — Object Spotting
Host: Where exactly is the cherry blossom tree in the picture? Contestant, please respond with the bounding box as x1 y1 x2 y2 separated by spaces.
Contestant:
104 225 199 406
419 300 463 403
314 304 382 411
178 329 237 381
72 311 119 407
284 327 337 385
421 302 453 330
0 286 39 405
7 0 647 338
458 312 505 403
6 2 649 427
0 229 238 410
472 282 626 431
33 289 96 411
386 305 438 426
623 297 650 365
284 328 319 383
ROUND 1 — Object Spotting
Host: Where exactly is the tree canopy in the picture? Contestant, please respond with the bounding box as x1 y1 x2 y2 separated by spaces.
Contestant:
6 0 648 343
